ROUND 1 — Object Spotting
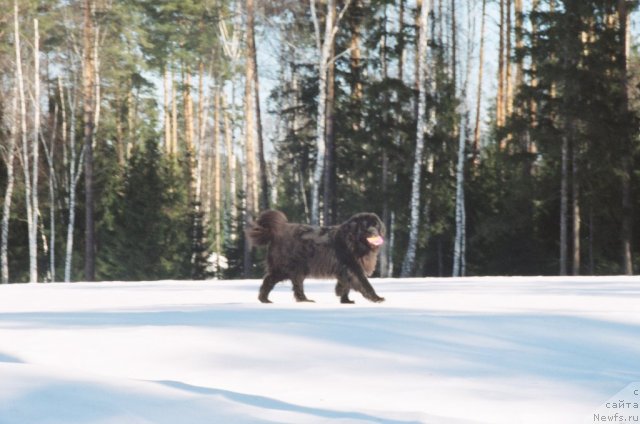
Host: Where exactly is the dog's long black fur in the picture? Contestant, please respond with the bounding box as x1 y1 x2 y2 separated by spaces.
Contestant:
247 210 385 304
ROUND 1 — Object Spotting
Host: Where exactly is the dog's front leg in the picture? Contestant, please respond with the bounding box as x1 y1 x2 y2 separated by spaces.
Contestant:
348 266 385 303
335 278 354 304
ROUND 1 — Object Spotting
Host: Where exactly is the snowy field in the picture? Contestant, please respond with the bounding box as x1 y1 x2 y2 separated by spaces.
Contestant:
0 277 639 424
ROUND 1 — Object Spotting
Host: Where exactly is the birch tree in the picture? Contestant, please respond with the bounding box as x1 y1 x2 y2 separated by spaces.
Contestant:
1 87 18 284
309 0 352 225
14 1 39 282
32 17 41 282
400 0 431 277
219 13 240 233
453 0 475 278
43 92 59 281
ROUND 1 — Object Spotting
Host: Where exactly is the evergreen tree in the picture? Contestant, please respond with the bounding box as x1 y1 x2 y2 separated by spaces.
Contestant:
99 140 192 280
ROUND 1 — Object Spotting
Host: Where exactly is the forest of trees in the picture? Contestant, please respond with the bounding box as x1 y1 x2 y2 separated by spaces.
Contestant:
0 0 638 283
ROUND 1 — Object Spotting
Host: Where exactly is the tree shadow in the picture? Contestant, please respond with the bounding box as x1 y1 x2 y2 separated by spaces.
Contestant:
155 380 422 424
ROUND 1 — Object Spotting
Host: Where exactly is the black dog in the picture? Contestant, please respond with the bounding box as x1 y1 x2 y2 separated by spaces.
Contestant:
247 210 385 304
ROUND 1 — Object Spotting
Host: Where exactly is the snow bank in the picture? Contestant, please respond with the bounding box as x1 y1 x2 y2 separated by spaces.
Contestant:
0 277 639 423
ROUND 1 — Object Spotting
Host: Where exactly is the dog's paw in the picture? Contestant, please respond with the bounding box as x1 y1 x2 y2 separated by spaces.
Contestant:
296 298 315 303
370 295 385 303
259 296 273 304
339 293 355 304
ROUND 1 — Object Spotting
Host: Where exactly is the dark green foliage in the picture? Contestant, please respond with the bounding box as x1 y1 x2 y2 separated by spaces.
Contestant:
1 0 639 281
97 140 192 280
493 0 639 274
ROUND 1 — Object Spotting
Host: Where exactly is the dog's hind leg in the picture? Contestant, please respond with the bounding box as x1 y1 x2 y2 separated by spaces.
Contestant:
259 274 284 303
291 275 314 302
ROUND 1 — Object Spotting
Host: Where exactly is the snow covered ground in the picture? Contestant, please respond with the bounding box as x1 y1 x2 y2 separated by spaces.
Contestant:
0 276 639 424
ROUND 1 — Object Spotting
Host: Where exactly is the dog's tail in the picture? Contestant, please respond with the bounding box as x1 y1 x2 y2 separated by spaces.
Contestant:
247 210 288 247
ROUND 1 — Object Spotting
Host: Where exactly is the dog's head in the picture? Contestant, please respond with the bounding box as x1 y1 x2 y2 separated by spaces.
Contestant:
339 213 385 256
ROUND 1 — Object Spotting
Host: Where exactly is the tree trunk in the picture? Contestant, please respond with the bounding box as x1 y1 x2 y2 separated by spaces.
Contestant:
618 0 633 275
472 0 486 163
164 66 172 155
196 63 208 215
505 0 513 119
310 0 352 225
452 109 467 277
83 0 96 282
514 0 524 89
222 95 236 224
349 0 363 105
379 3 390 277
45 94 59 282
310 0 333 226
1 86 18 284
401 0 431 277
126 86 134 158
63 75 84 283
323 1 337 226
398 0 405 82
184 68 194 155
572 140 580 275
32 18 41 283
453 0 473 277
497 0 505 130
528 0 540 155
213 89 222 261
245 0 269 211
15 1 37 283
243 0 258 277
450 0 456 92
171 69 178 155
559 3 577 277
560 132 569 276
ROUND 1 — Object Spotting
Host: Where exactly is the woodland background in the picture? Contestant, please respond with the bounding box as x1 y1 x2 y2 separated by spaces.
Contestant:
0 0 638 283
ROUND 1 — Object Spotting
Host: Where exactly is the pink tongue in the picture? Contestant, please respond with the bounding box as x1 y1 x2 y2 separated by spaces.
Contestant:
367 236 384 246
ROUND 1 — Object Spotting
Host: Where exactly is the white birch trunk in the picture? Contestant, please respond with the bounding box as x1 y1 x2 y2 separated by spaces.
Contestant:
43 99 59 282
310 0 352 226
213 89 222 256
63 78 84 283
452 2 475 277
31 18 41 283
15 2 36 283
453 109 467 277
401 0 431 277
1 87 19 284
